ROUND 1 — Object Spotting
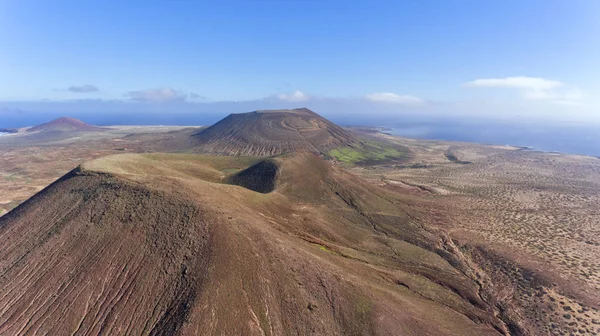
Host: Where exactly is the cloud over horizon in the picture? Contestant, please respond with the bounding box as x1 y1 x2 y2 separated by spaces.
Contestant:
465 77 563 90
126 88 190 102
277 90 309 102
68 85 99 93
365 92 423 104
464 76 583 103
188 92 205 100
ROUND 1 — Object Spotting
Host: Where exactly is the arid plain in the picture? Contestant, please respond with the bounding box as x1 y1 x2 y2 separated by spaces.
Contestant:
1 113 599 335
350 130 600 335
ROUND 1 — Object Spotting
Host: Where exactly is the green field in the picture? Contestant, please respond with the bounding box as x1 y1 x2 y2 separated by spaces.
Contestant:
328 141 407 164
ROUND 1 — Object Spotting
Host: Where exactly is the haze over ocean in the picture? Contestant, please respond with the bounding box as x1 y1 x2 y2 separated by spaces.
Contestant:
385 120 600 157
2 108 598 157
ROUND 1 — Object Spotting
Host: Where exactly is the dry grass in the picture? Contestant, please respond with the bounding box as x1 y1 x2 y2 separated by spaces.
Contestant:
351 130 600 335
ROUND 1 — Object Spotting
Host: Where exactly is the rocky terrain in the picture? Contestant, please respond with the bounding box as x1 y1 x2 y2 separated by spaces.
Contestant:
0 113 598 335
0 124 200 215
0 153 509 335
352 131 600 335
193 108 360 156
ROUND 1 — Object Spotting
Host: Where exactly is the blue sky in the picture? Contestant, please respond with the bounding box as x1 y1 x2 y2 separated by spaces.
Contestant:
1 0 599 124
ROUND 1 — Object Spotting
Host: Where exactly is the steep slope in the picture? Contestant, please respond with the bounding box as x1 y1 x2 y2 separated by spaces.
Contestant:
192 108 360 156
0 153 510 335
26 117 106 133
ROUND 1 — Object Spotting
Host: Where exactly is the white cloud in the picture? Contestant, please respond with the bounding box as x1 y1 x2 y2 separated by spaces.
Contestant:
126 88 186 102
465 77 563 90
523 89 556 100
365 92 423 104
277 90 309 102
563 88 584 101
465 76 583 103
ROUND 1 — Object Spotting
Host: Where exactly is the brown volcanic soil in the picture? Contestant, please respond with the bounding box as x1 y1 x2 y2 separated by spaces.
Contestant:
192 108 360 156
0 152 509 335
0 126 201 216
26 117 107 133
352 131 600 335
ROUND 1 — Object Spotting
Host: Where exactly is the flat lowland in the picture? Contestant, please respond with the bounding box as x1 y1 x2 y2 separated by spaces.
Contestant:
0 152 509 335
351 130 600 335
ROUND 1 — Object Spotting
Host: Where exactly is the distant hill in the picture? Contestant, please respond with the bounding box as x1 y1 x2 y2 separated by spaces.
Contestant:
0 128 18 134
192 108 360 156
26 117 106 133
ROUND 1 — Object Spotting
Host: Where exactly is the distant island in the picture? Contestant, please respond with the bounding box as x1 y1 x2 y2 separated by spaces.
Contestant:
0 128 19 134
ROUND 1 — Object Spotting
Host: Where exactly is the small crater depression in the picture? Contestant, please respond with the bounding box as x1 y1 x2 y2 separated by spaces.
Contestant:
226 159 278 193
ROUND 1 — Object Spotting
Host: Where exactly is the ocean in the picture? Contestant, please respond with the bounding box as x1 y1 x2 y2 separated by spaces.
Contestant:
384 120 600 157
2 110 599 157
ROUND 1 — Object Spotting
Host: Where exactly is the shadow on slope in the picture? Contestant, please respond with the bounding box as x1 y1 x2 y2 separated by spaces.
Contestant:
226 159 278 193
